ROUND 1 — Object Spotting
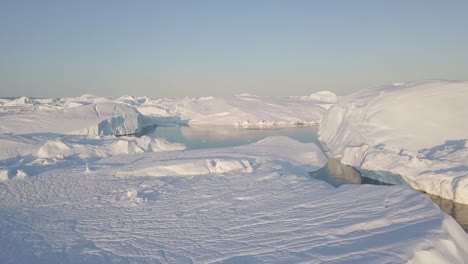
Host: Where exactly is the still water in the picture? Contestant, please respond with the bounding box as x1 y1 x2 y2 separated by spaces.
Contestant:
140 125 322 149
310 158 468 232
141 125 468 232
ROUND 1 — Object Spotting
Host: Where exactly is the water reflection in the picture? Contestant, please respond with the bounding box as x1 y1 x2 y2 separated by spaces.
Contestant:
309 159 392 187
141 125 320 149
310 159 467 232
425 193 468 232
310 159 361 187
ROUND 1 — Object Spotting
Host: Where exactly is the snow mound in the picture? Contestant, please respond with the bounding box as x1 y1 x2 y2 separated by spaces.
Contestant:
79 93 99 99
37 140 73 159
1 169 29 181
5 96 37 106
117 95 138 105
109 136 185 155
14 169 28 179
78 94 109 103
35 136 186 160
309 91 338 103
116 158 253 177
319 80 468 203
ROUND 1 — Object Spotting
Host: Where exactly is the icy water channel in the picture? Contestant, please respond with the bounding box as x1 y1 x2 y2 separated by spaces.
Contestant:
141 125 468 232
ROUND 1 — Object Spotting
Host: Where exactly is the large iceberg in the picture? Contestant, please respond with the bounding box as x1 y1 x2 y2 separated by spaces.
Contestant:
319 80 468 203
0 102 148 136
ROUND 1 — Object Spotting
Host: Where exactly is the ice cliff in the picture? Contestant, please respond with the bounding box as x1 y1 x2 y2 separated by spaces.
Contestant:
319 80 468 203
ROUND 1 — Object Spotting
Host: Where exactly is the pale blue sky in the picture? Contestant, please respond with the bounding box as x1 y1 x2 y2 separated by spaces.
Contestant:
1 0 467 98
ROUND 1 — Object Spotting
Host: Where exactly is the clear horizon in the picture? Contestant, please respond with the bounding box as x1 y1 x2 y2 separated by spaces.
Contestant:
1 0 467 98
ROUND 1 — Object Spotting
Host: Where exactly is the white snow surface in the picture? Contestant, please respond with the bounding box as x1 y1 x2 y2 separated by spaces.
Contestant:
1 91 468 263
1 136 467 263
319 80 468 203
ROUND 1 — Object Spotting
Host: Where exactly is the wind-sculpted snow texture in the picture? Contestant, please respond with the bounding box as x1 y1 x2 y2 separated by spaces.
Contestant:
319 80 468 203
1 137 467 263
1 92 468 263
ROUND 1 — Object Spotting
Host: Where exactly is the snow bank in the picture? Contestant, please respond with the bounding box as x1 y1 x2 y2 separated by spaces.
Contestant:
319 80 468 203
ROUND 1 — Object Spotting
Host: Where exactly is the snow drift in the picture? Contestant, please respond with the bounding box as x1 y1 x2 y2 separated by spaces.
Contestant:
319 80 468 203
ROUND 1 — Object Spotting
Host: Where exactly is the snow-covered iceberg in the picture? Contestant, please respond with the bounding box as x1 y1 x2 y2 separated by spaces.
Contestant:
0 102 149 136
137 92 337 127
319 80 468 203
1 92 337 135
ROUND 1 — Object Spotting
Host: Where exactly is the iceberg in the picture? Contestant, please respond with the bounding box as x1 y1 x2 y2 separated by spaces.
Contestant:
138 93 337 127
319 80 468 203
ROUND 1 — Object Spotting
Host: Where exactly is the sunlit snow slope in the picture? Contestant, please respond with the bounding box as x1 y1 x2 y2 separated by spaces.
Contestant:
319 80 468 203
